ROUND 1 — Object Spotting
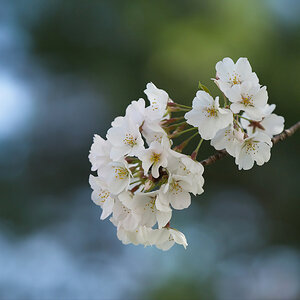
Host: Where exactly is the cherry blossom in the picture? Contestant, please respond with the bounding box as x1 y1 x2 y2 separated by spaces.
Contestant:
215 57 259 96
88 58 285 251
144 82 169 120
106 119 144 160
240 105 285 137
89 135 111 171
89 175 114 220
226 82 268 121
211 124 244 157
235 132 272 170
185 90 233 140
138 141 169 178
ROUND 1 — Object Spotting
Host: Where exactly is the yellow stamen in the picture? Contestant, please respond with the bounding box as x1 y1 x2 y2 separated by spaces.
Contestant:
99 190 110 203
241 95 253 107
114 167 129 180
123 133 137 147
205 106 218 117
150 152 161 163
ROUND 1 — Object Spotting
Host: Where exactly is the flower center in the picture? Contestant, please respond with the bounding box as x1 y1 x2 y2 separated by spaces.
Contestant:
170 180 183 195
205 106 218 117
229 74 241 86
145 198 156 212
241 95 253 107
224 129 234 141
114 167 129 180
123 133 137 147
151 99 159 111
99 190 110 203
150 152 161 163
244 140 258 153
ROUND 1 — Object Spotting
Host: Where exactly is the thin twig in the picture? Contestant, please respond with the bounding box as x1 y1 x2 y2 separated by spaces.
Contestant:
200 121 300 167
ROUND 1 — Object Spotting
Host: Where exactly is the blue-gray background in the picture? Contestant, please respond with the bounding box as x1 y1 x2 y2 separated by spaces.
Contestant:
0 0 299 299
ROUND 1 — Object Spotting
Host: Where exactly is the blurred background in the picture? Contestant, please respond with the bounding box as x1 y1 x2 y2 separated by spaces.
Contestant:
0 0 299 299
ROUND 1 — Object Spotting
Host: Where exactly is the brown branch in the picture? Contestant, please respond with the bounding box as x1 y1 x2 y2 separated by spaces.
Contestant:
200 121 300 167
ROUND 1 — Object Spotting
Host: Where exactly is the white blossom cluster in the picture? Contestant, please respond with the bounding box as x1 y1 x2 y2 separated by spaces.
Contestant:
89 57 284 250
89 83 204 250
185 57 285 170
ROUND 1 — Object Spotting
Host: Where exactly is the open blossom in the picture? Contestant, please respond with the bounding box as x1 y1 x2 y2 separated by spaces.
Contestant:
117 225 188 251
89 135 111 171
112 198 141 231
89 175 114 220
211 124 244 157
235 132 272 170
154 228 188 251
240 105 285 137
98 160 131 195
226 82 268 121
119 191 172 229
157 174 193 210
138 141 169 178
107 119 144 160
185 90 233 140
215 57 259 96
167 150 204 195
144 82 169 120
142 118 169 145
111 99 146 128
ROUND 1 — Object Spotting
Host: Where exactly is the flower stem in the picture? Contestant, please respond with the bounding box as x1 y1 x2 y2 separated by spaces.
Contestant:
167 121 187 131
160 116 185 125
173 132 199 152
237 114 252 122
169 126 197 138
233 118 245 133
175 103 192 109
167 102 192 112
191 138 204 160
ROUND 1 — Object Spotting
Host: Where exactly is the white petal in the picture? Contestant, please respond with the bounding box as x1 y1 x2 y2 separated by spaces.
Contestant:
170 191 191 210
100 197 114 220
169 229 188 249
156 210 172 229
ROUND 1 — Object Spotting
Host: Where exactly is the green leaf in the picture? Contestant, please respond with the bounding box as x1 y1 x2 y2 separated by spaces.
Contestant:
198 81 211 95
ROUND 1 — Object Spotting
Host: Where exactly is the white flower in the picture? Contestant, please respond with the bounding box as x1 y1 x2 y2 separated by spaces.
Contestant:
119 191 172 228
211 124 244 157
235 132 272 170
125 98 146 126
117 225 188 250
88 135 111 171
116 225 152 246
112 199 141 231
89 175 114 220
111 98 146 128
144 82 169 120
226 81 268 121
215 57 259 96
138 141 169 178
185 90 233 140
142 118 169 145
153 228 188 251
98 160 131 195
107 119 145 160
240 105 285 137
157 174 192 210
167 150 204 195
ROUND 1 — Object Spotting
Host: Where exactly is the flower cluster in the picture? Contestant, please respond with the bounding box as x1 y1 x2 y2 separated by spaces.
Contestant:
186 57 284 170
89 83 204 250
89 57 284 250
